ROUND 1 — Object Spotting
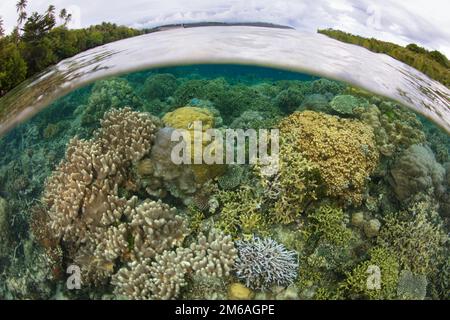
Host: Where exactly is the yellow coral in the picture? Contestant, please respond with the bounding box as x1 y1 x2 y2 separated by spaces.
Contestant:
163 106 215 129
279 111 379 206
228 283 254 300
162 106 225 183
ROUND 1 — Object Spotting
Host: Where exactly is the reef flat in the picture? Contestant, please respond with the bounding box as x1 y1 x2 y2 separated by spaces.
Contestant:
0 65 448 300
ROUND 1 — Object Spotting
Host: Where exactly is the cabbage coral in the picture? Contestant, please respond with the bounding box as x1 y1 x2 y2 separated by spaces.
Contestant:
279 111 379 206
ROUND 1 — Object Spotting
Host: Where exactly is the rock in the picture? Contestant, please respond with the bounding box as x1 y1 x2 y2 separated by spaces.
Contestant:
364 219 381 238
351 212 365 228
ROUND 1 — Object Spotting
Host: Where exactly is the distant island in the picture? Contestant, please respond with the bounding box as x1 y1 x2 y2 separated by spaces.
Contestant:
318 28 450 88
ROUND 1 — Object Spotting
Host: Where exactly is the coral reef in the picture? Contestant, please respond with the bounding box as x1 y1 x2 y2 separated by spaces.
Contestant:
397 270 428 300
234 237 298 290
389 144 445 203
329 94 362 115
377 201 448 275
275 87 305 113
260 133 322 224
340 247 400 299
0 197 10 258
142 73 178 101
356 101 426 156
228 283 254 300
279 111 379 206
112 229 236 299
215 186 268 237
79 79 145 129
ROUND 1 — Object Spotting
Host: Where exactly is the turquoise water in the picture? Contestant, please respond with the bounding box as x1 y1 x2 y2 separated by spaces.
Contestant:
0 65 449 300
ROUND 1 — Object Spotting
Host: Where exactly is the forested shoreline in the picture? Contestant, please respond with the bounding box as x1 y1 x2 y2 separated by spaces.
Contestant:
0 1 141 97
318 28 450 88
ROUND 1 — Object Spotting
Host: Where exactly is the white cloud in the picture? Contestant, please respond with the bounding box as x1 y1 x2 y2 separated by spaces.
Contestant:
0 0 449 56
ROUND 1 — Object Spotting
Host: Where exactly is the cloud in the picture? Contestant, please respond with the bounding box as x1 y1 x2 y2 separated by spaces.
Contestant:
0 0 449 56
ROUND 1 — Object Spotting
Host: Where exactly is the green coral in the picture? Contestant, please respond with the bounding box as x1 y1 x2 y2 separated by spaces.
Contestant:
142 73 177 101
340 247 400 299
330 94 363 115
274 87 305 113
259 133 322 224
377 201 447 276
305 205 355 247
215 185 268 238
79 78 144 128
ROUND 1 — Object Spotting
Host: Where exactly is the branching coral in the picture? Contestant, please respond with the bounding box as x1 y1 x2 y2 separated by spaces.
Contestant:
79 79 145 128
339 247 400 300
305 205 355 247
215 185 268 237
234 237 298 290
112 229 236 299
260 133 322 224
42 107 158 283
377 201 448 276
279 111 379 206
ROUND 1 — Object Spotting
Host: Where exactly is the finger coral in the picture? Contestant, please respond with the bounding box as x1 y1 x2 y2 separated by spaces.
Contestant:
279 111 379 206
112 229 236 299
42 107 158 283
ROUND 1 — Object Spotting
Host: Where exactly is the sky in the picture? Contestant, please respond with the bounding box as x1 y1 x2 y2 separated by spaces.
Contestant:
1 0 449 57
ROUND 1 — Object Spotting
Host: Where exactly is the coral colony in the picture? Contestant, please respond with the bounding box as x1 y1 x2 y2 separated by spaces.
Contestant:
0 68 449 300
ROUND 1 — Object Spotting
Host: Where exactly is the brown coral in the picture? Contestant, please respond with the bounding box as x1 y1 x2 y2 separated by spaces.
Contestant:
279 111 379 206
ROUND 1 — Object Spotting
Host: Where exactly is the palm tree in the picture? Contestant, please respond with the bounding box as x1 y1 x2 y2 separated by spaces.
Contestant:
0 16 5 37
16 0 28 28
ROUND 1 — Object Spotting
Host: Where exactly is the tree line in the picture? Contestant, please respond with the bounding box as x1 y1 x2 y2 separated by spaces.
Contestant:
318 28 450 88
0 1 142 97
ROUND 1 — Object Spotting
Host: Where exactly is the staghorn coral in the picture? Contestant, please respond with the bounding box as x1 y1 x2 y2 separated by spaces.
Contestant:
377 201 448 276
215 185 268 238
339 247 400 300
260 132 322 224
234 237 298 290
279 111 379 206
389 144 445 203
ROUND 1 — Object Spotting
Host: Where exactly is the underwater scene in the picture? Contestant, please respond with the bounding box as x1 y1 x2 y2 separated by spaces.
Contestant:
0 64 449 300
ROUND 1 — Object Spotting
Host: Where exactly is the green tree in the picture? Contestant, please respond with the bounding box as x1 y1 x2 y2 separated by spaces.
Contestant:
0 39 27 95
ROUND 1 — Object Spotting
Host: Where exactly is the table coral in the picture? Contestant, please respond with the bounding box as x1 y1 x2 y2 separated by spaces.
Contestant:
279 111 379 206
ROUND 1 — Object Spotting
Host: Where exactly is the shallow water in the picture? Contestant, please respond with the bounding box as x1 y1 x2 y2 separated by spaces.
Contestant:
0 64 449 300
